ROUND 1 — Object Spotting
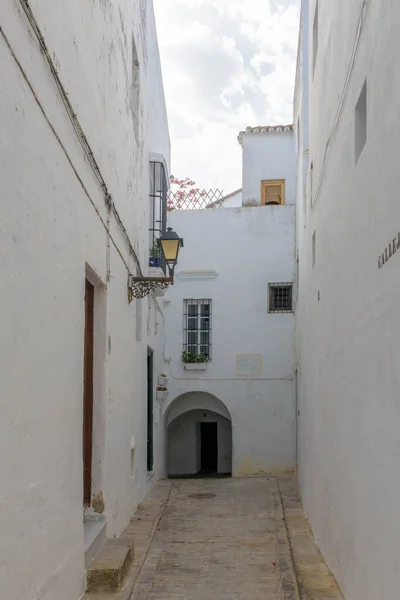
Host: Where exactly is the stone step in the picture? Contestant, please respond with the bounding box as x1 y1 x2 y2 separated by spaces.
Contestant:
86 531 135 593
84 517 107 568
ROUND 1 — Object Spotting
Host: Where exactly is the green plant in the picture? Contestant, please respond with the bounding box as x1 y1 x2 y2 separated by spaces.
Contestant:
157 386 168 391
181 350 209 364
160 373 167 377
150 239 161 258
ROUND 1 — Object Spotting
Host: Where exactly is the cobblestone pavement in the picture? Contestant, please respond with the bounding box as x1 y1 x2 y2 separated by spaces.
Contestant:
132 477 300 600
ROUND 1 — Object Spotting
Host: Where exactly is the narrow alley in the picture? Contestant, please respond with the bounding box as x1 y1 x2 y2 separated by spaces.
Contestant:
4 1 399 598
85 476 343 600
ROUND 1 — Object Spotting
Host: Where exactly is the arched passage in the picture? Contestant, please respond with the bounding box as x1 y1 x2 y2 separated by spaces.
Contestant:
165 392 232 478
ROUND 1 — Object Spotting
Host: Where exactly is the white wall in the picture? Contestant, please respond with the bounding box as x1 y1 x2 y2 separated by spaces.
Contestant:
296 1 400 599
0 1 169 598
217 189 243 208
167 409 232 476
222 189 242 207
294 0 310 473
163 205 296 477
241 130 296 206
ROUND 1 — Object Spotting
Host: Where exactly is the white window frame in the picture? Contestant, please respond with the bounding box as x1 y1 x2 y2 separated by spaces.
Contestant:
183 299 212 359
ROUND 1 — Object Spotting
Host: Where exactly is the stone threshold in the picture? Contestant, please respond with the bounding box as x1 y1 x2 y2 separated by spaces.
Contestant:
84 516 107 568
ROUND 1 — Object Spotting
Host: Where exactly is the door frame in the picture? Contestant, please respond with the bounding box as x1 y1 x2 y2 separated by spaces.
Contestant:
147 347 154 472
83 279 95 506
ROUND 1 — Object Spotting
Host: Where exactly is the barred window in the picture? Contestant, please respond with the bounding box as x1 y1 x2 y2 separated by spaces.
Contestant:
149 160 168 272
268 283 293 314
183 299 212 359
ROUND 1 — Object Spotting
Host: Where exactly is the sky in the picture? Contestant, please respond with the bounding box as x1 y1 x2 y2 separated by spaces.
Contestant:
153 0 300 194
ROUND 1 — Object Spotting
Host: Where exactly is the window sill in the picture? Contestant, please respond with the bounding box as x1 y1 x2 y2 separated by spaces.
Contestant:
183 363 208 371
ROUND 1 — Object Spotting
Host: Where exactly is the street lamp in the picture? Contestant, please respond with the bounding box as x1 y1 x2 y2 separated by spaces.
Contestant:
159 227 184 280
128 227 184 301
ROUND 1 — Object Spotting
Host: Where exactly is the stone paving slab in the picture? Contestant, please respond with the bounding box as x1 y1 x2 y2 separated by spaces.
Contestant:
131 477 300 600
84 475 344 600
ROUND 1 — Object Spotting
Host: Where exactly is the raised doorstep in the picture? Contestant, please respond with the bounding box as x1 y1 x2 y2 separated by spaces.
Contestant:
86 531 135 593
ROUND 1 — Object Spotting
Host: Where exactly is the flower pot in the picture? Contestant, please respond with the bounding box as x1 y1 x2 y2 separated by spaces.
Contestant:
158 375 168 387
183 363 208 371
149 257 161 268
156 390 168 402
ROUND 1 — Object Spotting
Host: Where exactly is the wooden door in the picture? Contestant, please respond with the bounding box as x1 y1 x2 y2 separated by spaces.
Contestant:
83 279 94 506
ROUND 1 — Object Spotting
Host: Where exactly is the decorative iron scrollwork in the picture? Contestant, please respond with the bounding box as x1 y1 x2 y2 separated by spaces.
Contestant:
128 276 172 301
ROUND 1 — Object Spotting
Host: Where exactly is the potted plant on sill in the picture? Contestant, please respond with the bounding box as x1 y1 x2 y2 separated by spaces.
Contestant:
182 350 209 370
149 239 162 268
156 385 168 402
158 373 168 387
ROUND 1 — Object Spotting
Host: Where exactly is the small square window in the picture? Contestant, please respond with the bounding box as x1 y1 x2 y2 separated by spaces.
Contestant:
261 180 285 205
268 283 293 314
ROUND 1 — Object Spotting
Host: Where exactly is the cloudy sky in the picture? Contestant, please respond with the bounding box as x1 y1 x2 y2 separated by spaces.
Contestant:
153 0 300 194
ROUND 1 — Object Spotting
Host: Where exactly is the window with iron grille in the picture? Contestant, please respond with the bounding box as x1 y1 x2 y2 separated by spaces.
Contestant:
183 299 212 359
149 160 168 273
268 283 293 314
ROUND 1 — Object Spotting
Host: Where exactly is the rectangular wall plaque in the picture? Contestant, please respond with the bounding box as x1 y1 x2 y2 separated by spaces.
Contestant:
236 354 262 377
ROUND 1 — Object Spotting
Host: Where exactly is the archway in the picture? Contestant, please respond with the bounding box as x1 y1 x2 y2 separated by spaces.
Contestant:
165 392 232 478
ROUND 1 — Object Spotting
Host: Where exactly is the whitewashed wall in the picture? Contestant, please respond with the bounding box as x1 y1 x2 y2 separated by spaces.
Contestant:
293 0 310 473
163 205 296 477
296 1 400 599
216 189 243 207
0 1 169 599
241 131 296 206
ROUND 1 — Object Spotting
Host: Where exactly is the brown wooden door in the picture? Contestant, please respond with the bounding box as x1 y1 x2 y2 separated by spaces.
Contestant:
83 279 94 506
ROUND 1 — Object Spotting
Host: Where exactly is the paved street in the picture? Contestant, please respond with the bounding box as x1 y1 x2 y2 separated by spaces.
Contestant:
129 476 343 600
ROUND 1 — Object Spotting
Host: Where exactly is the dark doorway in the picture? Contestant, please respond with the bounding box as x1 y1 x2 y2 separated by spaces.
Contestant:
83 279 94 506
147 349 154 472
200 422 218 473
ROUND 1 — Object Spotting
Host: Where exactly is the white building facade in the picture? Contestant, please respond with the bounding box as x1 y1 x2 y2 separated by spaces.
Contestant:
295 1 400 599
163 127 296 479
0 1 170 598
5 0 400 597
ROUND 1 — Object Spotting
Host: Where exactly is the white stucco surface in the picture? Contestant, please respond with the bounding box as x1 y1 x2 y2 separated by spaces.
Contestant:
0 1 169 598
295 1 400 599
213 188 243 208
164 205 296 477
241 131 296 206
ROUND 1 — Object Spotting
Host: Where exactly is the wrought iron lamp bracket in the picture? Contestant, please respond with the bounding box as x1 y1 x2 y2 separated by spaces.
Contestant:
128 275 172 301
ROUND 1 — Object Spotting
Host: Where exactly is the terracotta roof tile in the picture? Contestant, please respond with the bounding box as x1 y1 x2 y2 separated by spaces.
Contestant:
238 124 294 145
